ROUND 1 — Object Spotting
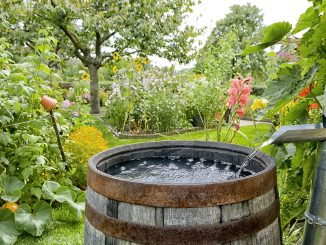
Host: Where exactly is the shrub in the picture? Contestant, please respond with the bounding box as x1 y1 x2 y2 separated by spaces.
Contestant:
64 126 109 188
251 86 266 96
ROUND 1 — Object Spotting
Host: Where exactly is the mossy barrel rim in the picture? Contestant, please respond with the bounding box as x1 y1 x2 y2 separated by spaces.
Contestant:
87 140 276 208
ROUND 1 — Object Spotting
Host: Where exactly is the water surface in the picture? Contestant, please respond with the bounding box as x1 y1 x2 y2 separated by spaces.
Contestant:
106 156 254 184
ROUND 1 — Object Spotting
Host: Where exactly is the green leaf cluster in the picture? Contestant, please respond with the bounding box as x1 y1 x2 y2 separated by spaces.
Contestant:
0 36 85 244
242 0 326 233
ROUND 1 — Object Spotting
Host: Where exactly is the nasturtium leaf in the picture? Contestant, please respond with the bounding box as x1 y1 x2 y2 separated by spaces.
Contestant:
15 201 52 237
242 22 292 55
0 209 21 245
292 7 319 34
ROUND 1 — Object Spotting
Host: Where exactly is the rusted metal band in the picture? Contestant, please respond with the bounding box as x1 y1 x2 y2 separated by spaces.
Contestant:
85 198 280 245
88 163 276 208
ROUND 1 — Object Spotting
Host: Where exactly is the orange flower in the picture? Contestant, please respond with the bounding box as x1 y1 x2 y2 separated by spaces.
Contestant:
309 103 319 110
299 86 310 97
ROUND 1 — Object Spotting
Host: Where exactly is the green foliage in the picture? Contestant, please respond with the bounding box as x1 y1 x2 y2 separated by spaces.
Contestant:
242 22 292 55
4 0 200 113
106 65 192 132
242 1 326 239
15 201 52 237
0 209 21 245
196 4 267 82
0 35 85 243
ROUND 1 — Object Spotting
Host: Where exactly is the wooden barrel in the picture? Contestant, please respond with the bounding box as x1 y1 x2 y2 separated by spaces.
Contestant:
85 141 281 245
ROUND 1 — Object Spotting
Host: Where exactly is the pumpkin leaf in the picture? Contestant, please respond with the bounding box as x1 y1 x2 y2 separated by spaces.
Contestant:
14 201 52 237
42 181 73 203
0 209 21 245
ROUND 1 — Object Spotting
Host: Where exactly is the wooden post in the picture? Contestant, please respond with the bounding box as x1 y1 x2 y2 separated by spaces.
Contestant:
49 110 69 169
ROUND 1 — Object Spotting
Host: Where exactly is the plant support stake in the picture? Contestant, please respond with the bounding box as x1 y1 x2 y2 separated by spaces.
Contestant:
40 96 69 170
49 110 67 163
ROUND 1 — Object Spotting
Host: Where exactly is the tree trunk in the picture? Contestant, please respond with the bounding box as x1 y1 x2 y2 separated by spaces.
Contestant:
88 63 100 114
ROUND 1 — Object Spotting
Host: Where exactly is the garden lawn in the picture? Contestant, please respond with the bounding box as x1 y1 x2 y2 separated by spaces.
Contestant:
16 118 272 245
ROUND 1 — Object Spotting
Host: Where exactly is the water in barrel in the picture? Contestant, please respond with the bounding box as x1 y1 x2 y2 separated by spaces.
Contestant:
106 156 254 184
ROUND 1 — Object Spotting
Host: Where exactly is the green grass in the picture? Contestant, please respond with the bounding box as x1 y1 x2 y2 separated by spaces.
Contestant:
16 117 272 245
16 207 84 245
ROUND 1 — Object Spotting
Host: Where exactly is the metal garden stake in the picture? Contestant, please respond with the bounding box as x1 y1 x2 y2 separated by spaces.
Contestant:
40 96 68 169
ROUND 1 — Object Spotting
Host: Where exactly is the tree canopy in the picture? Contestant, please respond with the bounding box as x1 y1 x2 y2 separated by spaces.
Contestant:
1 0 199 113
195 4 267 82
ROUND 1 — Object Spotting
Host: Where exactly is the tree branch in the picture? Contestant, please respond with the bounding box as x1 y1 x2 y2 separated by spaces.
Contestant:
95 31 101 58
58 24 90 57
100 31 117 44
74 49 87 64
101 49 142 66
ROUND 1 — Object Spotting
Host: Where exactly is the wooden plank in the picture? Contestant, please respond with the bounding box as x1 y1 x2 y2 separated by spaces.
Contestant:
118 202 157 225
85 217 105 245
87 187 107 214
164 206 221 225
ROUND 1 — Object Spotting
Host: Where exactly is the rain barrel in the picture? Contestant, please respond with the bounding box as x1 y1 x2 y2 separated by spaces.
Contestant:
85 141 281 245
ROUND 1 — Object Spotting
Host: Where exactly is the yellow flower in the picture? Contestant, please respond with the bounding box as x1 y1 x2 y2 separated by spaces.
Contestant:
134 57 141 64
251 98 269 111
82 72 90 81
135 63 142 71
143 57 150 64
280 100 297 116
112 65 118 74
112 52 120 61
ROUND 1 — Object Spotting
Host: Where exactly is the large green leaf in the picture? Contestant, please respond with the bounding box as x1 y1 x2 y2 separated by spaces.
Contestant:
15 201 52 237
292 7 320 34
242 22 292 55
62 192 85 220
284 100 310 124
0 175 25 202
0 209 21 245
1 190 22 203
264 63 318 105
42 181 73 203
0 175 24 193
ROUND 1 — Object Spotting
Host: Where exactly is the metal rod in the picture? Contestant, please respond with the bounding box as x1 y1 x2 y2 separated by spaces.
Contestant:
303 141 326 244
49 110 68 169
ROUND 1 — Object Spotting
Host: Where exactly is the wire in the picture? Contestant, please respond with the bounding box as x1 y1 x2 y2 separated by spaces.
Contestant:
0 117 48 129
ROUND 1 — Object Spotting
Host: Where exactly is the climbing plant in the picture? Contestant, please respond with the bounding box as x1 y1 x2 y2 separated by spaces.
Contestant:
242 0 326 240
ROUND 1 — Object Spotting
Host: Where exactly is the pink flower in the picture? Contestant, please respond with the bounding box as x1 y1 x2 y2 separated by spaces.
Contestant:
234 122 240 131
242 85 251 95
236 109 245 118
227 95 237 108
226 77 252 109
239 95 249 107
62 99 72 109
